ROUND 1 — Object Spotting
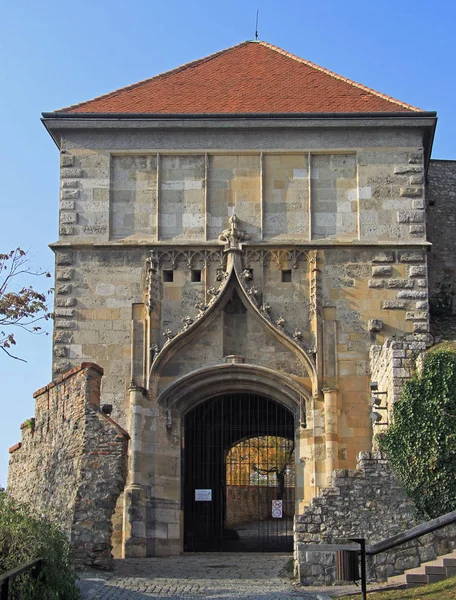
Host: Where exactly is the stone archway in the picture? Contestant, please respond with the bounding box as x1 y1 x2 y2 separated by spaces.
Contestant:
158 363 308 420
153 363 309 555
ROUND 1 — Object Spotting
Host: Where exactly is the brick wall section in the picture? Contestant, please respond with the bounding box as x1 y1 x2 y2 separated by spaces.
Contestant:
427 159 456 338
295 452 456 585
7 363 129 570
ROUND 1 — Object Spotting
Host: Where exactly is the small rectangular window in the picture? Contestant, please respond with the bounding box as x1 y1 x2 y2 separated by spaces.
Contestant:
191 270 202 282
163 270 174 282
281 270 292 283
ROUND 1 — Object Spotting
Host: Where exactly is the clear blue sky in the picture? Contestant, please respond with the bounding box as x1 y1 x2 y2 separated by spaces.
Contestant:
0 0 455 487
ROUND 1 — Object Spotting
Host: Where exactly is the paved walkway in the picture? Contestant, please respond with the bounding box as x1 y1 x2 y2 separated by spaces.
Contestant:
77 554 332 600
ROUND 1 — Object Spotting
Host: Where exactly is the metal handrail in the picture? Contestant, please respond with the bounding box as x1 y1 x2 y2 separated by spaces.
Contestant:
340 510 456 600
0 557 44 600
366 510 456 556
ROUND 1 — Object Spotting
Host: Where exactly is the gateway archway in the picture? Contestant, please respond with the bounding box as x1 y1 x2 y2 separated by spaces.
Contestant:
183 393 295 552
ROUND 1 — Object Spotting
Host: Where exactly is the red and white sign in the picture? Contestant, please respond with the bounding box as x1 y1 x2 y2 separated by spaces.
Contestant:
272 500 283 518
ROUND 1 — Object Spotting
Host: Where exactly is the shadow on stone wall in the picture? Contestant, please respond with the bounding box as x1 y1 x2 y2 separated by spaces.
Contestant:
427 159 456 339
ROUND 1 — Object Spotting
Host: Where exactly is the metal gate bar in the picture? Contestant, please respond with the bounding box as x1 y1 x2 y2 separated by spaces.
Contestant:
183 393 295 552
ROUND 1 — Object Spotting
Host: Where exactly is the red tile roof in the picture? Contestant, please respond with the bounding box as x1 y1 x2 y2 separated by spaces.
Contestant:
57 41 421 114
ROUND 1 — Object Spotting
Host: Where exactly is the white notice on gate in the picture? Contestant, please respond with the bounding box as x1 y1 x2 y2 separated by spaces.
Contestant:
272 500 283 518
195 489 212 501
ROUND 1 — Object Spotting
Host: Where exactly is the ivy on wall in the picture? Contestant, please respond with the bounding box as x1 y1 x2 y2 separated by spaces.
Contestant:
380 349 456 519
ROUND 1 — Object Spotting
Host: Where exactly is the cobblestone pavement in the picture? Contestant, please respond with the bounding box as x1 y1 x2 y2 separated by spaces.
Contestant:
77 554 331 600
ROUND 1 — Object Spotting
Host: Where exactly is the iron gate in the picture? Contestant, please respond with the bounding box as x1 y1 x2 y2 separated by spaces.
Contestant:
183 393 295 552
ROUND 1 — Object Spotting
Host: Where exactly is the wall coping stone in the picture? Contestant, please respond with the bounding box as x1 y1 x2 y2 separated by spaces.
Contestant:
33 362 104 398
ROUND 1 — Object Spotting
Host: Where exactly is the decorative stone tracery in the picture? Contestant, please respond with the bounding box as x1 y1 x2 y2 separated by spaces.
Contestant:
146 215 317 387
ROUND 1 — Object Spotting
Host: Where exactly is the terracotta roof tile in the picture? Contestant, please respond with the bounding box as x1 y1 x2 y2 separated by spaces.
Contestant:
57 41 421 114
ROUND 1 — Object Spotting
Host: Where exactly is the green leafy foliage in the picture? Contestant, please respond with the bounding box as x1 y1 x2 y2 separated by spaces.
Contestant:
0 490 80 600
380 350 456 519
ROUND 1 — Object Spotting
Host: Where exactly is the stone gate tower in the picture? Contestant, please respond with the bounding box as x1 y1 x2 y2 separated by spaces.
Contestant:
11 41 438 562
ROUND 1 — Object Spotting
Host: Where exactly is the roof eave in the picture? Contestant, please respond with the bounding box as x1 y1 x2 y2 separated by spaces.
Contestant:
41 111 437 169
43 110 436 120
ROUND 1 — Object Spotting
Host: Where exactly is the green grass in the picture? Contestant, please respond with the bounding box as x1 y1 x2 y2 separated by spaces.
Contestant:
338 576 456 599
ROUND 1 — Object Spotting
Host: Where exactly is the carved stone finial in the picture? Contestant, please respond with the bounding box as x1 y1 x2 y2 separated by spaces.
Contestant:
216 269 228 281
218 213 249 250
293 329 303 341
181 315 194 330
194 301 208 313
275 316 286 328
163 329 174 342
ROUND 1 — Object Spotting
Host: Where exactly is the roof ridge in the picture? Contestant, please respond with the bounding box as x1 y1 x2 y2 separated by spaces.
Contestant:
258 41 422 112
56 41 252 113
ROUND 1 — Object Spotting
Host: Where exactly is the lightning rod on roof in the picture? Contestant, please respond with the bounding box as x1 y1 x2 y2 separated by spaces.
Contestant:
255 9 259 41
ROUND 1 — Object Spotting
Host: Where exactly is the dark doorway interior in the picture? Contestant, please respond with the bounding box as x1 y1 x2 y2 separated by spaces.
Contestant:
183 393 295 552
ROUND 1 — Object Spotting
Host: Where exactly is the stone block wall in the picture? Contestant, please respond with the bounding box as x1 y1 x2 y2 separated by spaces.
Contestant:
369 337 423 416
295 452 456 585
56 141 426 245
7 363 129 569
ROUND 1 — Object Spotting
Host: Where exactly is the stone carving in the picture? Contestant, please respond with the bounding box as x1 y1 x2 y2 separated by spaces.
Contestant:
145 250 160 313
181 316 194 330
261 302 271 316
149 249 225 271
308 251 322 320
293 329 303 342
218 213 249 250
275 316 286 328
150 234 315 372
163 329 174 344
245 248 308 270
194 301 208 314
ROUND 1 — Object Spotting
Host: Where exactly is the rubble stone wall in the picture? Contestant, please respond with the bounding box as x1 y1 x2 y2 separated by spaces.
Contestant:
295 452 456 585
7 363 129 569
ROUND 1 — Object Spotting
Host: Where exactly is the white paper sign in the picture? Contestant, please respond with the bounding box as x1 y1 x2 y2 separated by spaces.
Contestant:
195 489 212 501
272 500 283 518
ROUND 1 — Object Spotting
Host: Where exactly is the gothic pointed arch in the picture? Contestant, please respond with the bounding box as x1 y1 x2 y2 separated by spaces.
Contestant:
148 215 318 399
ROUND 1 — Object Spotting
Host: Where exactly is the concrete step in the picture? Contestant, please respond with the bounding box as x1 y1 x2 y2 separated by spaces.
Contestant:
424 565 447 584
405 573 428 588
443 558 456 567
386 549 456 589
